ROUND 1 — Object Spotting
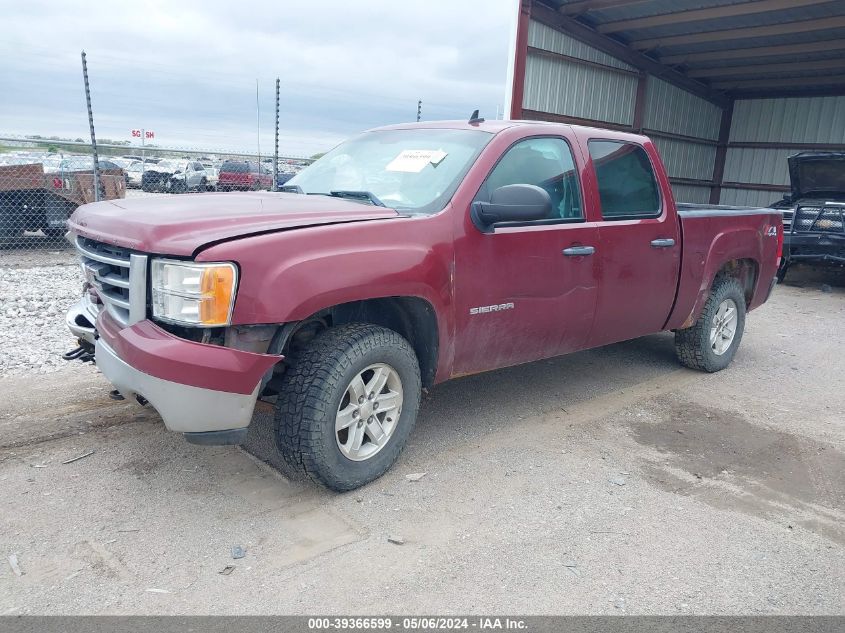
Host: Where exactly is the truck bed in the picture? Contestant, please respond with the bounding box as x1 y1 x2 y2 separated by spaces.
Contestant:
667 203 782 330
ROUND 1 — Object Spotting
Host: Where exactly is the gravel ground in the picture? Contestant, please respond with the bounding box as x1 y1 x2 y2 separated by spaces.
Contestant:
0 260 92 379
0 263 842 615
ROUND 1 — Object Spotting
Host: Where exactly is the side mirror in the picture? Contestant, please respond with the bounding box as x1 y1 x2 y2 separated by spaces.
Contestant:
471 184 552 231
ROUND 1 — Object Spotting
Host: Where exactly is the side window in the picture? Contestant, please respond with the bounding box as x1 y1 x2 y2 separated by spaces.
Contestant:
588 140 660 219
478 137 583 221
193 162 203 171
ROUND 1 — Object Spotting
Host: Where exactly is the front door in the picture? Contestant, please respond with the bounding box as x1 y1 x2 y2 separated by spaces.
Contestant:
452 135 600 376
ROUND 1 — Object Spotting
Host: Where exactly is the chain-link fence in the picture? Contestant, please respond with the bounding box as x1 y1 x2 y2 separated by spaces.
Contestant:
0 152 124 248
1 46 319 255
0 142 312 252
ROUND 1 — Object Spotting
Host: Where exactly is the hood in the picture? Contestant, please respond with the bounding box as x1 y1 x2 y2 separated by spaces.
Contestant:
788 152 845 200
68 191 400 256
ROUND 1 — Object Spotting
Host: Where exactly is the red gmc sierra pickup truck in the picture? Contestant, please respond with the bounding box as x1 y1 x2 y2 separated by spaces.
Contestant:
64 119 782 491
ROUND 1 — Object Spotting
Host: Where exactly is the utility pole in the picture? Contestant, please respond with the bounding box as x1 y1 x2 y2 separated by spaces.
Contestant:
417 100 422 122
81 51 101 202
256 79 261 168
273 78 280 192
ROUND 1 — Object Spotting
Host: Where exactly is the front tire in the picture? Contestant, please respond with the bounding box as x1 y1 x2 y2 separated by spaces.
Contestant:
274 323 421 491
675 276 746 373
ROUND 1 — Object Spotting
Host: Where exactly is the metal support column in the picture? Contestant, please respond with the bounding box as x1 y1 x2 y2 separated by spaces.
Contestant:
81 51 101 202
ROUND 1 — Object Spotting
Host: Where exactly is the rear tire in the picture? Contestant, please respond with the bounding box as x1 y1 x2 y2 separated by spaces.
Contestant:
675 275 746 373
274 323 421 491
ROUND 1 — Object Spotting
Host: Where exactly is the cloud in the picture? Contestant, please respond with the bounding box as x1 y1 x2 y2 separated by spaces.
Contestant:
0 0 515 155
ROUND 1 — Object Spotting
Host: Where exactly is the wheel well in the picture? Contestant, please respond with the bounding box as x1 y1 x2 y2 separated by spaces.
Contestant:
281 297 439 388
715 258 758 306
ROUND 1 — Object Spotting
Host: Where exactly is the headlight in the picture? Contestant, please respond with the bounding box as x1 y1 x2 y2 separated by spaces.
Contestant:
151 259 237 326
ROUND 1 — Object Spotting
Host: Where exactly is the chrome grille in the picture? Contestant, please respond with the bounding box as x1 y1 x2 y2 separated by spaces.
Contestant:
793 204 845 234
75 235 148 326
781 209 793 232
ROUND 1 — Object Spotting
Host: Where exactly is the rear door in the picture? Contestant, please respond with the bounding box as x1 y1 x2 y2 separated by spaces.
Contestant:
583 139 681 347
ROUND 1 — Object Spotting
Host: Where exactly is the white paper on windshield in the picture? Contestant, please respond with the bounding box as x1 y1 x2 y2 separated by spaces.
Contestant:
386 149 448 173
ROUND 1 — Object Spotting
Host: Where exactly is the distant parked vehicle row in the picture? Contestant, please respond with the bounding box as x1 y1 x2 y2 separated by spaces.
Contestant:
201 163 219 190
0 158 125 241
124 161 144 188
141 160 211 193
217 160 273 191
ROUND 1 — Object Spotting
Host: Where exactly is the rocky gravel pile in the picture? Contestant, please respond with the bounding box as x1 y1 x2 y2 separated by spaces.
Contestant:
1 263 93 378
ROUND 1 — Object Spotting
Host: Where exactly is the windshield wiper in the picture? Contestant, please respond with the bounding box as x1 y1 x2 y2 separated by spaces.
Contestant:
277 187 386 207
278 184 304 194
328 190 386 207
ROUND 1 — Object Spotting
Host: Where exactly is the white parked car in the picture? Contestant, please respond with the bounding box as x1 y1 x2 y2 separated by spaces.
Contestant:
124 161 145 188
142 159 208 193
201 163 219 190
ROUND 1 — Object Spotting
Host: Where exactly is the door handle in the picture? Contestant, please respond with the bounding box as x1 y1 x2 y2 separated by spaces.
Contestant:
650 238 676 248
562 246 595 256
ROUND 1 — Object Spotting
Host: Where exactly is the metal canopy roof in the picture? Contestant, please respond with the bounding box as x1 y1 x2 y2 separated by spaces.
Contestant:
541 0 845 100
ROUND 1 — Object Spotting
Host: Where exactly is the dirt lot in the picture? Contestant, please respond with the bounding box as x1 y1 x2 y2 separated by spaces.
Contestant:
0 265 843 615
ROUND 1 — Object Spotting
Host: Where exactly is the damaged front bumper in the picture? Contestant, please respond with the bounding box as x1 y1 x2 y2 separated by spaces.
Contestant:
65 291 100 346
66 304 280 445
95 336 260 444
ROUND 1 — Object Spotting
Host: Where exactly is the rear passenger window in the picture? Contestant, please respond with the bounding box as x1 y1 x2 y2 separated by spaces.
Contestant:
588 140 660 219
478 137 582 221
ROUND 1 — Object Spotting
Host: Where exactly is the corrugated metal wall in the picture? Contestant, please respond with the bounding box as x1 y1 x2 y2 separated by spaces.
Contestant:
644 78 722 142
722 147 792 186
651 135 716 181
644 79 721 197
522 19 723 203
524 21 638 126
731 96 845 144
719 188 780 208
671 183 712 205
721 96 845 205
523 54 638 126
528 20 635 72
518 13 845 210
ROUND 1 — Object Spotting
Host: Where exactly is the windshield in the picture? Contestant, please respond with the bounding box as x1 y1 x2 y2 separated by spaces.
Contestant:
153 160 182 173
58 157 94 171
287 128 492 213
222 161 253 173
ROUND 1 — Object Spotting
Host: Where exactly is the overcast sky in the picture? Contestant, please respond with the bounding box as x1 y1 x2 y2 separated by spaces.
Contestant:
0 1 516 156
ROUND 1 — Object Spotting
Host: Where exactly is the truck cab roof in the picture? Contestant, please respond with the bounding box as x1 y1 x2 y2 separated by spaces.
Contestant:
370 119 651 145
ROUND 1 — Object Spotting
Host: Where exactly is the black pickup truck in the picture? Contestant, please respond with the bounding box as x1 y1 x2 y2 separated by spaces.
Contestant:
771 152 845 281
